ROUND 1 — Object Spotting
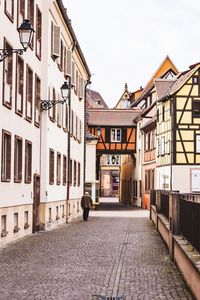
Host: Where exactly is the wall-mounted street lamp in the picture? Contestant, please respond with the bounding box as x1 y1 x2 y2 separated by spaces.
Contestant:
0 19 34 62
40 79 70 111
96 126 101 137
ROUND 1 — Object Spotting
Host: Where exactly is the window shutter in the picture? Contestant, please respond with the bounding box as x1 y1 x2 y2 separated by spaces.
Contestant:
79 77 84 99
52 24 60 57
122 128 127 143
64 46 67 74
66 49 72 76
105 128 110 143
71 61 75 86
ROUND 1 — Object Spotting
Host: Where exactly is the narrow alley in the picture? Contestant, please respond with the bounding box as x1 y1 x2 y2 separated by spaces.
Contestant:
0 199 192 300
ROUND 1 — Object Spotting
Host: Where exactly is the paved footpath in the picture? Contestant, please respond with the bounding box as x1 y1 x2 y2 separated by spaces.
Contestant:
0 201 193 300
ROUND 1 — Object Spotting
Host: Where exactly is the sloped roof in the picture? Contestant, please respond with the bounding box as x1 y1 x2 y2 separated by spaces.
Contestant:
86 89 108 109
154 79 175 100
56 0 91 77
156 64 200 101
132 56 179 106
88 109 141 126
140 117 157 132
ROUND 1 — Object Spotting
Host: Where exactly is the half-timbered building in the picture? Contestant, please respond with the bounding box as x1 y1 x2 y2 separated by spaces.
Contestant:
119 56 178 208
155 63 200 192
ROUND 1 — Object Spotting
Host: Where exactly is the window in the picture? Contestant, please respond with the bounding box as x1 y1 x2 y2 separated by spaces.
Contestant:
5 0 14 20
35 75 41 126
144 133 149 151
1 130 11 182
57 101 62 128
191 169 200 192
192 76 199 84
1 215 7 237
70 159 72 185
75 69 78 94
161 136 165 155
24 211 29 229
71 61 75 86
70 109 73 135
13 213 19 233
62 205 65 218
145 169 154 192
36 6 42 58
106 155 110 165
56 206 59 220
51 22 60 58
151 130 155 150
66 49 72 77
63 104 68 131
162 105 165 122
3 39 13 108
26 65 33 121
133 180 137 197
14 135 22 182
79 77 84 100
25 140 32 183
193 100 200 118
76 115 78 139
63 155 67 185
49 149 54 185
151 169 155 190
111 128 121 142
59 40 64 71
116 155 120 165
49 208 52 222
79 120 82 142
74 160 77 186
15 55 24 115
157 109 159 123
56 152 61 185
196 135 200 153
78 162 80 187
27 0 34 48
17 0 25 27
49 87 56 122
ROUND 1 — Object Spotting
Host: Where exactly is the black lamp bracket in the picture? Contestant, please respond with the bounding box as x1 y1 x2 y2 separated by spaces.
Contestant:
40 99 66 111
0 48 25 62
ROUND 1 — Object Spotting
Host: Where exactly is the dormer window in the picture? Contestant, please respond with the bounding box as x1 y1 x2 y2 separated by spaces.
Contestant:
192 76 199 84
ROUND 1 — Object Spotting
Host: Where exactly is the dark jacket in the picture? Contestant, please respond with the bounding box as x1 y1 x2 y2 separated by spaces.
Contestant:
81 195 93 209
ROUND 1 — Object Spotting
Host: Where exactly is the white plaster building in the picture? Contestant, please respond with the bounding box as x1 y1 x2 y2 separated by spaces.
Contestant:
0 0 91 245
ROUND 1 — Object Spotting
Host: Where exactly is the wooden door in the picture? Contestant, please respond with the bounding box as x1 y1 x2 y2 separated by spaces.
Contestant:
33 174 40 233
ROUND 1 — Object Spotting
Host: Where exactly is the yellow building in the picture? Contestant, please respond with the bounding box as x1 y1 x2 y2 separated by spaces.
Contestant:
155 62 200 192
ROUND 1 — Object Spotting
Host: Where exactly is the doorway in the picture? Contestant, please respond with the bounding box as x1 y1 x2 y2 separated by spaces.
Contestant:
33 173 40 233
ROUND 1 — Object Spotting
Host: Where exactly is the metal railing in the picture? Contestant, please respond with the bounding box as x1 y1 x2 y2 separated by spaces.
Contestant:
180 193 200 252
160 190 169 220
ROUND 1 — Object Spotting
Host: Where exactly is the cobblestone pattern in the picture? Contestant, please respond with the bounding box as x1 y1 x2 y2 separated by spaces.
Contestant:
0 203 193 300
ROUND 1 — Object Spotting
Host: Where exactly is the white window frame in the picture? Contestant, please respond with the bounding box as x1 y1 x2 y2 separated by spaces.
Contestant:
111 128 121 142
196 135 200 153
161 136 165 155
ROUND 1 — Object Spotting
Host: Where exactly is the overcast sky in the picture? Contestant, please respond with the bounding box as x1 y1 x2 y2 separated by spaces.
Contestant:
64 0 200 108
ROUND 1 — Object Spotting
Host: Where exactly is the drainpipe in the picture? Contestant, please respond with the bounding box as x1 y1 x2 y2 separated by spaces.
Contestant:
83 79 91 194
67 76 72 205
66 40 76 222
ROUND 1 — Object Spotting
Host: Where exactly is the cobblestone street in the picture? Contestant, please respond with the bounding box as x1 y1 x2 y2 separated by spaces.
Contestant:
0 199 193 300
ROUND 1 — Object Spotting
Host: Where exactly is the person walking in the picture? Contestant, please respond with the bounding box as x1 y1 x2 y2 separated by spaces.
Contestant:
81 192 93 221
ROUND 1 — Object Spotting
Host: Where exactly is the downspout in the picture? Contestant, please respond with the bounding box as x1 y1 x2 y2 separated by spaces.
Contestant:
83 79 91 194
66 40 76 222
66 76 71 205
170 96 175 191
